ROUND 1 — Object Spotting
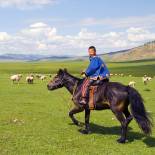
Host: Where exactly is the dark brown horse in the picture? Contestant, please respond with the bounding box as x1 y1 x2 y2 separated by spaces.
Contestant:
47 69 152 143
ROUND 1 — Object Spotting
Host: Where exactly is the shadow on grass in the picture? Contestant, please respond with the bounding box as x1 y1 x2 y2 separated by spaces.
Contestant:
144 88 151 92
85 123 155 147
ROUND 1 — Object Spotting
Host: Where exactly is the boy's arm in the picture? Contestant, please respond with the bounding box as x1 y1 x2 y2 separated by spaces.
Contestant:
85 58 100 77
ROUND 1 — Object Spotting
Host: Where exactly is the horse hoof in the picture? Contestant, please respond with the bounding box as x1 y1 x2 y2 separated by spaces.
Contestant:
117 138 126 143
79 129 91 134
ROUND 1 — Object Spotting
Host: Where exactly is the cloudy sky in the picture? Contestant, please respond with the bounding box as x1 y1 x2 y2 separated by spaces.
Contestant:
0 0 155 56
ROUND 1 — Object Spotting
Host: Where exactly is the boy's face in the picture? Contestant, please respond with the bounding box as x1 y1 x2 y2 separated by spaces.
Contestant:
88 48 95 56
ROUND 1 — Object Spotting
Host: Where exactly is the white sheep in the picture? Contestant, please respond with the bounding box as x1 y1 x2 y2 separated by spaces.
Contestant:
147 77 152 81
26 75 34 84
142 76 152 85
40 75 47 80
128 81 136 88
142 77 147 85
10 74 22 84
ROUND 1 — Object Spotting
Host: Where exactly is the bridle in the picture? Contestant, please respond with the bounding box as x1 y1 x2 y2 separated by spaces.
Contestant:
51 75 78 93
51 75 79 110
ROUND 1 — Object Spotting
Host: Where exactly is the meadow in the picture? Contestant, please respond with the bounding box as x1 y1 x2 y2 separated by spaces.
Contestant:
0 60 155 155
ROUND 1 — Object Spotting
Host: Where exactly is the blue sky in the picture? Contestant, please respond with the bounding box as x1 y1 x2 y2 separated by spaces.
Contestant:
0 0 155 55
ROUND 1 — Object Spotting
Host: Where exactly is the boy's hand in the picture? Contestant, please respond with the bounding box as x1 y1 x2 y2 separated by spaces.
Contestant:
81 71 86 77
81 71 85 75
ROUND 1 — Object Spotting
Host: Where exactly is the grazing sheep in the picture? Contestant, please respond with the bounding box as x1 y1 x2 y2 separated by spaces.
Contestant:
147 77 152 81
26 75 34 84
10 74 22 84
40 75 46 80
128 81 136 88
142 76 152 85
142 77 147 85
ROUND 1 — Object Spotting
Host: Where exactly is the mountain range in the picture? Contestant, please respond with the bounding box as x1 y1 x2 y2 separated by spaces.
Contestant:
0 40 155 62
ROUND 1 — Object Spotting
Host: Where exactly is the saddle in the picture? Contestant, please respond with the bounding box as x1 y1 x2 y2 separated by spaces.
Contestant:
88 79 109 110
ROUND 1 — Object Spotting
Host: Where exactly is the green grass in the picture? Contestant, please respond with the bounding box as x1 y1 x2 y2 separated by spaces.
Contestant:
0 60 155 155
1 59 155 76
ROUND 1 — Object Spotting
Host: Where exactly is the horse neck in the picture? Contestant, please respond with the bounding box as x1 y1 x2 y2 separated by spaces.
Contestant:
63 73 80 94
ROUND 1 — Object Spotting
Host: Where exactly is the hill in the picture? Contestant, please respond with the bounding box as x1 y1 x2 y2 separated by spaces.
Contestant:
0 40 155 62
0 54 73 61
108 41 155 61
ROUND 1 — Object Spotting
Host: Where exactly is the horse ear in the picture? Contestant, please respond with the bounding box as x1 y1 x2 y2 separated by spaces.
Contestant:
58 69 63 74
64 68 68 72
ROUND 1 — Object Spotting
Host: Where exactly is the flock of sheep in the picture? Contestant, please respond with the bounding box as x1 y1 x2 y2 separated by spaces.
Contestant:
128 75 153 88
10 74 51 84
110 73 153 88
10 73 153 87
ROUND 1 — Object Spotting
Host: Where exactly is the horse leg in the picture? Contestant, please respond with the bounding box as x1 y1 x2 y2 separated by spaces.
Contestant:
81 108 91 134
112 108 127 143
121 107 133 141
69 106 84 126
123 107 133 126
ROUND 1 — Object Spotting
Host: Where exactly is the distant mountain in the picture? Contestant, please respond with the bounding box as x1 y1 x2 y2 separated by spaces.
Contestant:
107 41 155 62
0 54 43 61
0 40 155 62
0 54 73 61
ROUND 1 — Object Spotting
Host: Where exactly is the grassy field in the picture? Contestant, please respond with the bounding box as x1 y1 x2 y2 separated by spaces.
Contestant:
1 59 155 76
0 60 155 155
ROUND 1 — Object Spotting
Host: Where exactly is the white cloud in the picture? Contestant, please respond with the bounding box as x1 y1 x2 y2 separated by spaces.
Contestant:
127 27 155 42
0 0 57 9
0 23 155 56
80 15 155 29
30 22 48 28
36 41 48 50
21 22 57 40
0 32 11 41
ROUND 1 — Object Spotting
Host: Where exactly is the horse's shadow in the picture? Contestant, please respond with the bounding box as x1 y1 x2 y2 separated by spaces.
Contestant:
81 123 155 147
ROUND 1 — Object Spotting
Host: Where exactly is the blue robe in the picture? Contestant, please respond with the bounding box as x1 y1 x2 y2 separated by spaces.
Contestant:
85 56 110 80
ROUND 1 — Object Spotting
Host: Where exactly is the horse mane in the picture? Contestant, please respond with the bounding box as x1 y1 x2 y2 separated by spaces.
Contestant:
64 71 82 81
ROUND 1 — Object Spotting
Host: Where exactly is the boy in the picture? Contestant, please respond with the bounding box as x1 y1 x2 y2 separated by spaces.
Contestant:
80 46 110 105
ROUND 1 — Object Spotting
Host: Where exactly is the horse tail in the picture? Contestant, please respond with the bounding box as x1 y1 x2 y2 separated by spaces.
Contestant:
127 86 153 135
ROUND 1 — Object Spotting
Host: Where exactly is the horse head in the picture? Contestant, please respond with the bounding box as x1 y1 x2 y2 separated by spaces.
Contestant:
47 68 68 90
